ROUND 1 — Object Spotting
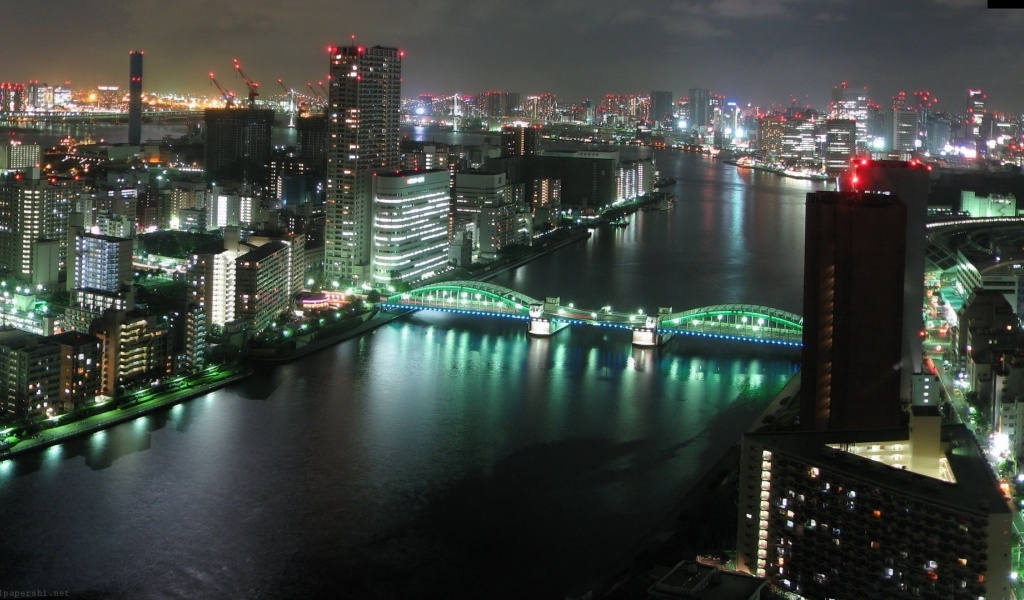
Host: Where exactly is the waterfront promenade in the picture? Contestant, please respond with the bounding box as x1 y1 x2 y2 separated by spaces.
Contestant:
0 228 593 459
1 365 251 459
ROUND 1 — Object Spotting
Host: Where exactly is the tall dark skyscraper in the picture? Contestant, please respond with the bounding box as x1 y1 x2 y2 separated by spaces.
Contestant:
128 51 143 146
203 108 274 190
801 191 907 431
688 88 710 132
650 91 673 128
324 45 402 284
844 160 931 400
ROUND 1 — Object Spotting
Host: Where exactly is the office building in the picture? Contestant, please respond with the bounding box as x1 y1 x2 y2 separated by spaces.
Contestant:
452 171 511 238
757 116 786 157
824 119 856 177
780 117 817 162
830 83 870 147
736 408 1012 600
128 51 143 146
203 108 274 191
650 91 674 129
884 109 919 156
324 44 402 284
528 150 619 212
967 89 986 138
689 88 710 132
615 158 655 202
0 140 41 172
0 83 26 114
371 170 450 285
502 126 539 157
801 191 907 431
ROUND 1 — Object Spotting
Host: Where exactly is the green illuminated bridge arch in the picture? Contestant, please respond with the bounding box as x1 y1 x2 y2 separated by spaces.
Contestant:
385 281 540 316
658 305 803 347
382 282 802 347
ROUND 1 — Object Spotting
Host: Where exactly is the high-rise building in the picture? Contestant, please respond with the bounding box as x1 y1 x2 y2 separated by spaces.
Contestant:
235 241 293 332
830 83 870 148
187 227 245 330
688 88 710 132
95 86 121 111
324 44 402 284
757 115 786 157
69 231 134 313
453 171 515 259
824 119 857 177
128 51 143 146
736 407 1013 599
0 83 26 114
0 140 41 172
846 161 931 401
884 109 919 156
801 191 907 431
203 108 274 191
967 89 986 138
0 169 74 284
501 126 539 157
781 116 817 162
650 91 673 129
371 170 450 285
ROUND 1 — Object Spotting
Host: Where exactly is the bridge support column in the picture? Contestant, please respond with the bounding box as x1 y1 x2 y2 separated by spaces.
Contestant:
528 303 568 337
632 310 674 347
529 318 568 337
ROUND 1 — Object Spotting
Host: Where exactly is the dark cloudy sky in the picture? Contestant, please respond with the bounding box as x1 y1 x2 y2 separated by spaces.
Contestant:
7 0 1023 113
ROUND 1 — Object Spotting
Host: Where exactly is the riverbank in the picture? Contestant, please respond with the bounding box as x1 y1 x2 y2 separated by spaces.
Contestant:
0 365 252 460
0 227 594 457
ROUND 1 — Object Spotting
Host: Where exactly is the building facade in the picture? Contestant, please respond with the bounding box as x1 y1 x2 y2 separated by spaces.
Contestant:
324 44 402 284
372 170 450 285
736 410 1012 600
801 191 907 431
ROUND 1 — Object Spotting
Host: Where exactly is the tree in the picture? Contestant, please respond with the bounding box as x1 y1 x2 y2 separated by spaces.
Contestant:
366 289 381 303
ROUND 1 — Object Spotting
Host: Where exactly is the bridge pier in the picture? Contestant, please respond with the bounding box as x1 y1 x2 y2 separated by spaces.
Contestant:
631 308 674 347
528 303 568 337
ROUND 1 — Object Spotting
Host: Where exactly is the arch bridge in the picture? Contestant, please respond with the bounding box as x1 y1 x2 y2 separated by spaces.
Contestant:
381 281 802 348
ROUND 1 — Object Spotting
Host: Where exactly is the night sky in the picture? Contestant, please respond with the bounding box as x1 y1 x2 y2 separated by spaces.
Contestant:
9 0 1023 113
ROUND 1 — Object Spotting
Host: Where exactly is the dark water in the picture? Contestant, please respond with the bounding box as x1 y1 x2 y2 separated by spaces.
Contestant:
0 147 816 599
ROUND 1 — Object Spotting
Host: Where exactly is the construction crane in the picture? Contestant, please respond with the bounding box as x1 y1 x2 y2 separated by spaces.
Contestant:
306 82 323 102
277 78 296 127
233 58 260 109
209 72 236 107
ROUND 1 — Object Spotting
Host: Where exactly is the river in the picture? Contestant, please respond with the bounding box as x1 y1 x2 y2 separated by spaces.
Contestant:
0 131 816 599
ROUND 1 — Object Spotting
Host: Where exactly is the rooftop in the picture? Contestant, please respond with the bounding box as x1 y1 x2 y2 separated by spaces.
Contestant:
745 423 1011 516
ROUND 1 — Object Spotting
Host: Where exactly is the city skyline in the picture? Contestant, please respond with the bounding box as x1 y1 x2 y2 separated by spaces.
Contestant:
8 0 1024 113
